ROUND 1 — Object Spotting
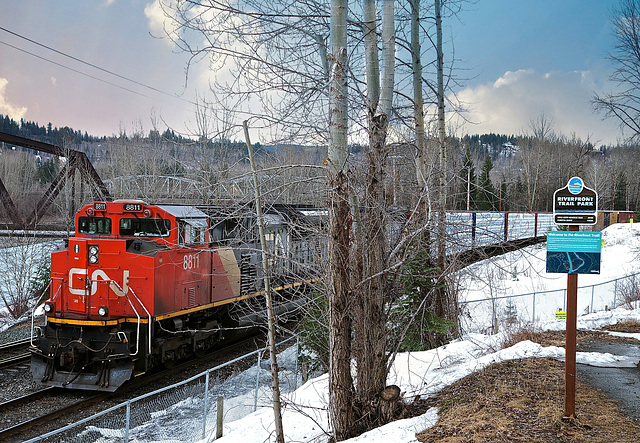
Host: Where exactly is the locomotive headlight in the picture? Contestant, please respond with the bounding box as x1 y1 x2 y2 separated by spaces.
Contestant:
43 302 54 313
88 245 99 264
98 306 109 317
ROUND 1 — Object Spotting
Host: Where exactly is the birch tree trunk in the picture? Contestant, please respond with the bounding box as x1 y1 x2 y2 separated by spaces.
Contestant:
353 0 396 430
411 0 428 195
328 0 355 440
434 0 449 322
243 121 285 443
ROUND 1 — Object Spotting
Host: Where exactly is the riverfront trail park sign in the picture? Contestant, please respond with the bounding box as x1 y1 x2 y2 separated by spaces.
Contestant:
553 177 598 225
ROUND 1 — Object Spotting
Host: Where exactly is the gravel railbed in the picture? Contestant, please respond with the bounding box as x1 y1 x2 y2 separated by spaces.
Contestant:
0 315 45 345
0 364 45 403
0 390 97 435
0 317 48 404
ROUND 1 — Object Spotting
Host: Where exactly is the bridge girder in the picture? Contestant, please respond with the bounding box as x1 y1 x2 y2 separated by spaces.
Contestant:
0 131 112 230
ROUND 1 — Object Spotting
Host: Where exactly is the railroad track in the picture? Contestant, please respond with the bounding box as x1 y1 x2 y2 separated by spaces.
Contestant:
0 387 57 412
0 338 32 369
1 332 268 442
0 389 109 443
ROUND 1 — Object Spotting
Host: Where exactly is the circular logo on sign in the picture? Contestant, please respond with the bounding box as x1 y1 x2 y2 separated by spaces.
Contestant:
567 177 584 195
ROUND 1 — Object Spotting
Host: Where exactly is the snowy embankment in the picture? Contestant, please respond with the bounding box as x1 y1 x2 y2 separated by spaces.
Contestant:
210 307 640 443
210 224 640 443
0 240 60 324
458 223 640 333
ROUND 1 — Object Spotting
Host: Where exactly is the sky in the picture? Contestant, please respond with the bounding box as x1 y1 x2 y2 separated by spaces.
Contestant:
0 0 626 145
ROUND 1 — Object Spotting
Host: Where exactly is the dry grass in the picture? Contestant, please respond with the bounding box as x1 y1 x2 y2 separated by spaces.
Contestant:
402 327 640 442
501 327 614 349
412 357 640 442
602 319 640 333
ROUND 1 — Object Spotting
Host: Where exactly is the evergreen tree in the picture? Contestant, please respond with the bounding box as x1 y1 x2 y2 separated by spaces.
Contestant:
477 154 497 210
457 145 477 210
614 172 627 209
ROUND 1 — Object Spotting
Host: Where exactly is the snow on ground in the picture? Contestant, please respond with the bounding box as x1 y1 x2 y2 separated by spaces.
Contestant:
203 224 640 443
206 308 640 443
458 223 640 333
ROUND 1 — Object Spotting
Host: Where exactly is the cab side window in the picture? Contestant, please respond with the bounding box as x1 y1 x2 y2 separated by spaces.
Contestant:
78 216 112 235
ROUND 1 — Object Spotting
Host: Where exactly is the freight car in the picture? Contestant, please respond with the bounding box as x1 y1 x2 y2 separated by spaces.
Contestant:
30 201 323 391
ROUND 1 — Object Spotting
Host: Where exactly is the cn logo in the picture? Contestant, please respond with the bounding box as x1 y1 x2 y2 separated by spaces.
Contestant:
68 268 130 297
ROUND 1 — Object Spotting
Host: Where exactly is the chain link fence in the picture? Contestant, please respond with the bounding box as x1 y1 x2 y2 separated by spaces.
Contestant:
459 272 640 334
27 335 304 443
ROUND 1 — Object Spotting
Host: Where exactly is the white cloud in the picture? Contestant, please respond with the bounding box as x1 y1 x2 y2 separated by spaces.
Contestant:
144 0 181 47
0 78 27 120
452 69 622 145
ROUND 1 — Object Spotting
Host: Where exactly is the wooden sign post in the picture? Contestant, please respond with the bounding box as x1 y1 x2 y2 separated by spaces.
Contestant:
565 225 579 418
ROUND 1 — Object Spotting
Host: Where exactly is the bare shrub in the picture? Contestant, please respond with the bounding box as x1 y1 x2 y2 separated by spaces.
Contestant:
616 275 640 309
0 236 57 319
501 326 545 349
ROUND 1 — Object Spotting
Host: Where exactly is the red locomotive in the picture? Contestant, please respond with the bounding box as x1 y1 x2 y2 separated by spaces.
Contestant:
30 201 322 391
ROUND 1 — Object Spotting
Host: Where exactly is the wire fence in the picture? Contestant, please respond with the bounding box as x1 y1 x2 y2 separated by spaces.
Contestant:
27 335 306 443
459 272 640 334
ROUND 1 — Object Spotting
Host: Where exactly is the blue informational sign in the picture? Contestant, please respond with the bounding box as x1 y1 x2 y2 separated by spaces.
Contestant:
546 231 601 274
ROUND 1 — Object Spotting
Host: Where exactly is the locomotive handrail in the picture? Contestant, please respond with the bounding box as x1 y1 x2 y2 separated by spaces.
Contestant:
31 280 55 348
122 293 141 357
48 277 63 302
109 279 142 357
108 278 152 356
127 286 152 355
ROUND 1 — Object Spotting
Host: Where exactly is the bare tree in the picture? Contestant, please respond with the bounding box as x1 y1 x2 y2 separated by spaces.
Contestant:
327 1 354 439
0 236 56 320
350 0 397 431
594 0 640 141
244 121 285 443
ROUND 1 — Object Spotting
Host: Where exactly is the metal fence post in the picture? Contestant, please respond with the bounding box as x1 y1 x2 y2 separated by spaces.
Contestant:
254 351 262 412
532 292 536 324
124 400 130 443
295 336 300 389
202 371 210 440
591 285 595 313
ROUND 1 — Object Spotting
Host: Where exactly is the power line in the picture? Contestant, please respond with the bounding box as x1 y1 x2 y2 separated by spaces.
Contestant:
0 25 196 109
0 39 191 115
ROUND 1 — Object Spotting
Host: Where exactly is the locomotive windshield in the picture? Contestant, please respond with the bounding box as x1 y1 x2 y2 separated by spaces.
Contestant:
78 216 112 235
119 218 171 237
